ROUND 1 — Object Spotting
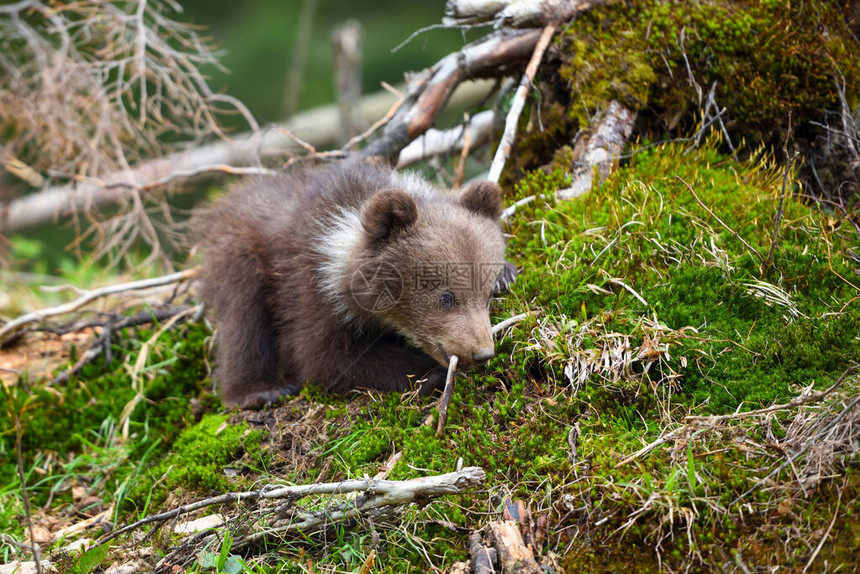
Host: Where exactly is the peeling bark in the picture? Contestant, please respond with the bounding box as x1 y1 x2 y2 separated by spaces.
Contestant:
558 100 637 200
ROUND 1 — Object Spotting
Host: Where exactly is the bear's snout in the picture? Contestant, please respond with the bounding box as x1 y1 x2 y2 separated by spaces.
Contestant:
442 309 495 367
472 348 495 362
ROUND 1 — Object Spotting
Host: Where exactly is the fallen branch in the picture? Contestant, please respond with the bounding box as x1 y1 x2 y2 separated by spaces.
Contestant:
145 467 486 572
487 24 556 184
444 0 609 28
0 82 493 234
361 28 543 161
0 267 199 345
396 110 496 168
102 466 485 547
557 100 637 199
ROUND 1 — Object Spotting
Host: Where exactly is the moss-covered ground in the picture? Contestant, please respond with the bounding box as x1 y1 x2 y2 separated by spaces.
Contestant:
2 138 858 572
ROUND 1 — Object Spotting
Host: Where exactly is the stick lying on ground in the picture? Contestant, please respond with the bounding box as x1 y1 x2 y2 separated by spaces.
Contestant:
0 267 199 346
98 467 486 573
101 466 486 545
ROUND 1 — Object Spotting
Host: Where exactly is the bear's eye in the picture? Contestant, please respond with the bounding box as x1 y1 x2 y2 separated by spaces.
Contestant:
439 290 455 309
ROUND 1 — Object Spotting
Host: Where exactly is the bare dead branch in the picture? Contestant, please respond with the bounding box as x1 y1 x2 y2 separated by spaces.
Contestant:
396 110 496 168
557 100 637 199
487 23 556 184
361 28 543 161
444 0 609 28
102 467 485 548
1 81 493 234
0 267 198 345
0 0 248 179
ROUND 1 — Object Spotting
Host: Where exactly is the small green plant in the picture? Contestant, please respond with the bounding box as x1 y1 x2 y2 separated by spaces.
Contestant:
195 531 244 574
69 544 110 574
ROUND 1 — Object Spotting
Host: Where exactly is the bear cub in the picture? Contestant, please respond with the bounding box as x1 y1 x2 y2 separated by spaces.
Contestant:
196 161 513 409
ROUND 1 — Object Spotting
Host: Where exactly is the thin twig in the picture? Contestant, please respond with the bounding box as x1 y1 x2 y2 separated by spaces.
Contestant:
0 267 199 345
454 114 473 188
500 195 537 221
732 390 860 506
615 430 681 468
492 312 530 335
620 365 859 468
802 484 843 573
436 355 460 437
344 89 405 151
675 176 764 264
14 409 43 574
487 23 556 184
686 365 858 424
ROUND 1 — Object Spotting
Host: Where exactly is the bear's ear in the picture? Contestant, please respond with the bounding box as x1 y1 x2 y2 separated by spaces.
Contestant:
460 181 502 219
362 189 418 246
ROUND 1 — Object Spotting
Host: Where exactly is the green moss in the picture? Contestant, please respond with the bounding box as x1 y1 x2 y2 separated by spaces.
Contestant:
506 140 860 412
519 0 860 175
0 322 211 507
558 12 656 128
124 413 264 512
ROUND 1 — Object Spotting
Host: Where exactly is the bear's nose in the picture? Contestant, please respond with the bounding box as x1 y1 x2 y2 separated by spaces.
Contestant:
472 348 495 363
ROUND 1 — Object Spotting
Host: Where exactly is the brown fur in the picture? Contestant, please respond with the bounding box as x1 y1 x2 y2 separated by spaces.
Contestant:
195 161 510 409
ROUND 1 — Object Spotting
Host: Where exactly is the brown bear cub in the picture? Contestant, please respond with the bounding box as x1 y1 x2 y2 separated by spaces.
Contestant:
196 161 513 409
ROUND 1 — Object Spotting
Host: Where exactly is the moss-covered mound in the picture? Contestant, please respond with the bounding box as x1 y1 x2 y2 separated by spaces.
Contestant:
519 0 860 206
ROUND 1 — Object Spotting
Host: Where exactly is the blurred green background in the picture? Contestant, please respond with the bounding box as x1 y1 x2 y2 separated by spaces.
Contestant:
180 0 473 124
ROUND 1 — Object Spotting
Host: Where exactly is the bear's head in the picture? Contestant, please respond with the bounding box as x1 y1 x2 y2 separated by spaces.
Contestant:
349 180 508 367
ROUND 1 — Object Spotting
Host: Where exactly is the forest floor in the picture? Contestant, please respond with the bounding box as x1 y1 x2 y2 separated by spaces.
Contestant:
2 140 859 573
